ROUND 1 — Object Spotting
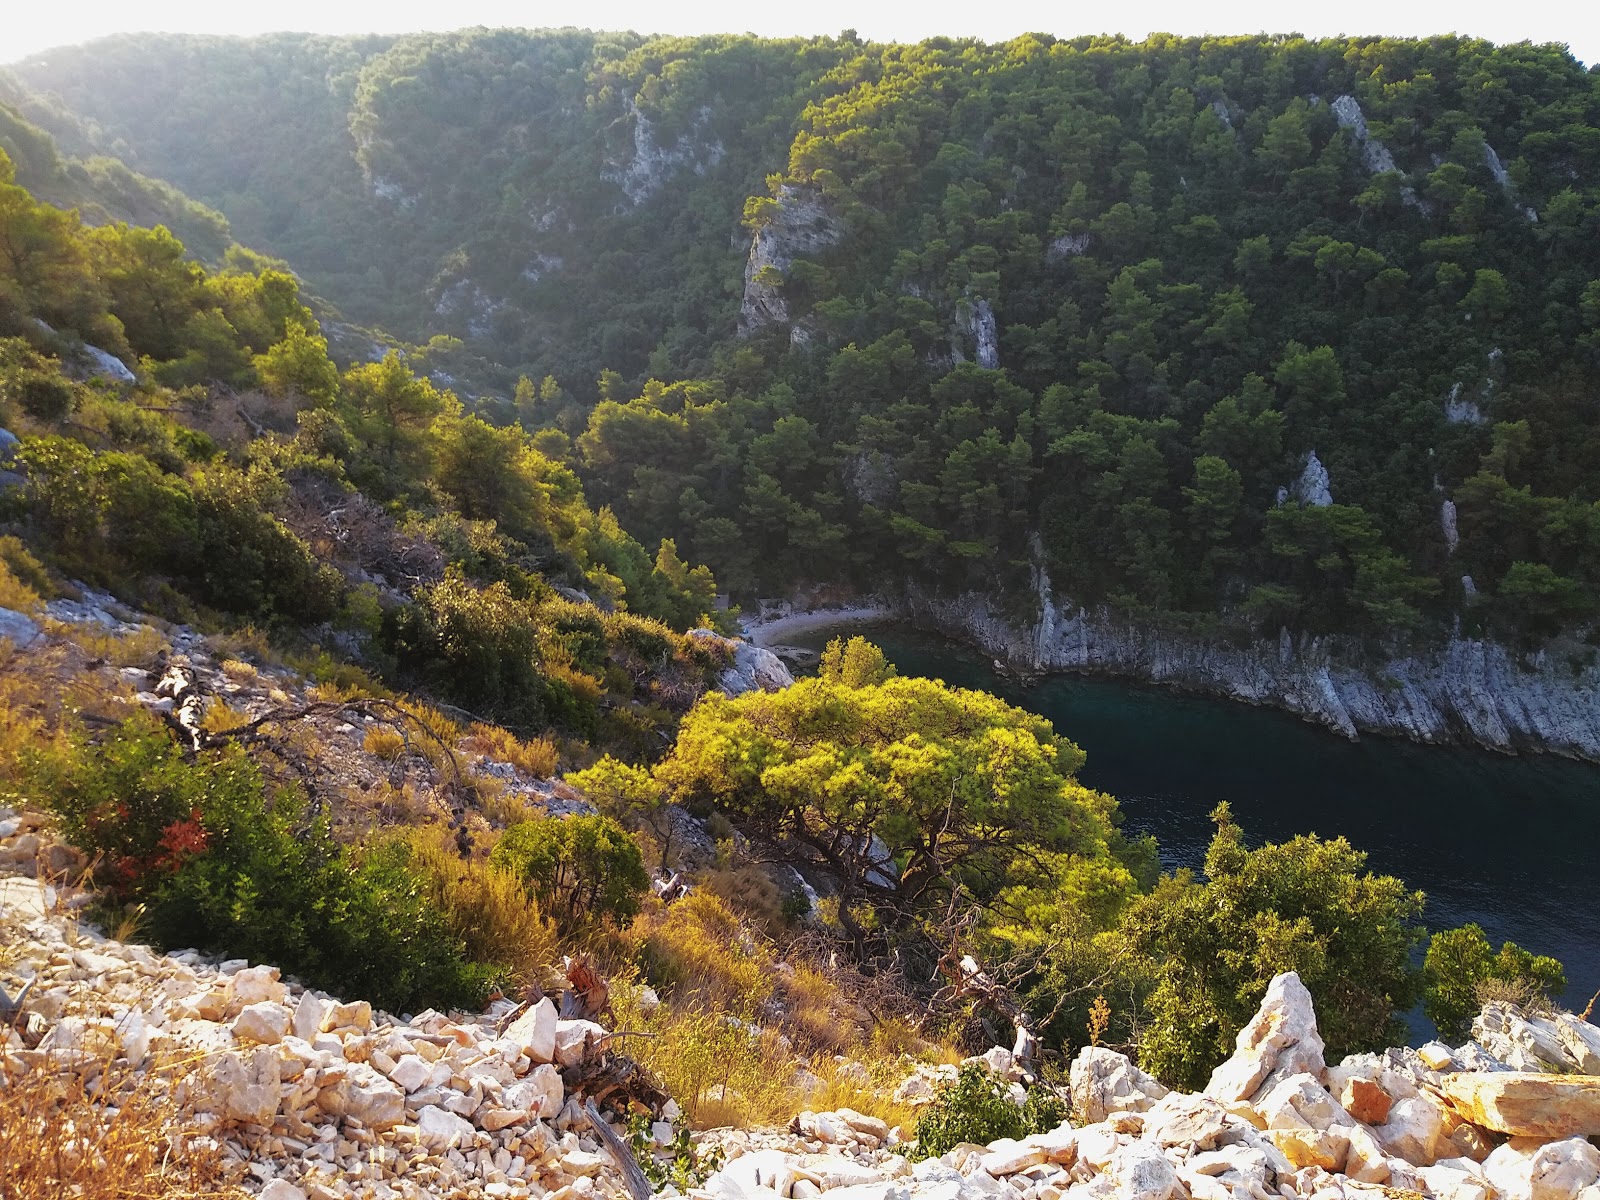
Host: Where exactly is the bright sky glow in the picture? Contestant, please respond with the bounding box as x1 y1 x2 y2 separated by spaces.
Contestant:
5 0 1597 67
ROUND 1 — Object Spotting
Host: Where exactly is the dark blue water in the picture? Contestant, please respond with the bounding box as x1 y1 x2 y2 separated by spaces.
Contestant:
789 623 1600 1012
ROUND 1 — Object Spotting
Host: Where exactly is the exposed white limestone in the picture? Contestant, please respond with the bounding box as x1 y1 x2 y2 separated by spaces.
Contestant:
1441 499 1460 555
738 185 843 334
1289 451 1333 507
602 100 723 207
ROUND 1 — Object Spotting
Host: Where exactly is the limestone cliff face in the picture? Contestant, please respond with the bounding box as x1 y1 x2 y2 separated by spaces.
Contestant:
738 185 842 336
883 570 1600 761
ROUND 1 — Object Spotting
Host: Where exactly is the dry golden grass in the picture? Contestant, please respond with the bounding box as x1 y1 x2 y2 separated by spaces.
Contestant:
48 622 169 670
203 625 273 665
198 699 250 735
464 722 559 778
0 558 43 616
362 726 408 762
0 1058 244 1200
219 659 258 683
402 827 558 993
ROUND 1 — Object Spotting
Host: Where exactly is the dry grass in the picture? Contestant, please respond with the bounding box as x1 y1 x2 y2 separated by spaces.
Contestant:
198 699 250 735
0 1057 244 1200
0 558 43 616
204 625 273 665
464 722 559 778
402 827 558 993
48 622 169 670
362 726 408 763
218 659 258 683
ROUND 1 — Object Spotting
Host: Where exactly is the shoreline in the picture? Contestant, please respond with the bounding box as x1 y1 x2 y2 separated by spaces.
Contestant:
735 592 1600 764
741 604 891 648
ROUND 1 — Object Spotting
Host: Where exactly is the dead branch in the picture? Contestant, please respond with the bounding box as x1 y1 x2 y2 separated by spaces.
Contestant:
582 1099 652 1200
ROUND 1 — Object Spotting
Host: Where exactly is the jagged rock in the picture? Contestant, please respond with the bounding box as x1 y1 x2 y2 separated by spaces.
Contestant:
1289 450 1333 507
1069 1046 1168 1123
1205 972 1325 1104
552 1017 609 1067
739 185 842 334
1483 1135 1600 1200
1107 1142 1180 1200
231 1001 290 1045
504 1063 564 1118
1371 1092 1453 1166
210 1045 281 1125
320 999 372 1033
1255 1073 1350 1131
223 964 284 1012
1268 1125 1349 1172
1439 1071 1600 1137
387 1052 431 1092
317 1061 405 1129
1553 1010 1600 1073
260 1180 307 1200
690 628 795 694
0 607 41 645
292 992 328 1042
416 1103 477 1150
503 996 558 1062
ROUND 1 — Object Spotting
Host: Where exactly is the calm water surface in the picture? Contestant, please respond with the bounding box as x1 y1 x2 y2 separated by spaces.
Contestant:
788 623 1600 1015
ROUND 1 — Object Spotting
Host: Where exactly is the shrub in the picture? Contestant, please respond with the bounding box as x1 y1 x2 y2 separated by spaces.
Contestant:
910 1064 1027 1159
466 721 559 777
20 714 492 1012
637 891 774 1012
401 826 557 992
490 813 648 926
1423 923 1567 1040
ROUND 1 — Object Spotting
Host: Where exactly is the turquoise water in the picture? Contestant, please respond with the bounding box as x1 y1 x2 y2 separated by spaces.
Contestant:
787 622 1600 1014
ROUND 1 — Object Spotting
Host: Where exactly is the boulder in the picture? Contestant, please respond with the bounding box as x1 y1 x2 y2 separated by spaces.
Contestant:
320 1000 372 1033
416 1103 476 1150
232 1002 291 1045
388 1053 432 1093
1138 1092 1235 1152
0 608 41 646
1418 1158 1495 1200
1472 1002 1570 1071
317 1062 404 1130
1205 972 1325 1104
1108 1143 1180 1200
1553 1011 1600 1074
1255 1073 1351 1132
1268 1126 1348 1172
1343 1078 1392 1125
223 965 285 1012
1372 1093 1454 1167
210 1045 281 1125
503 1063 563 1118
503 997 558 1063
1439 1071 1600 1137
292 992 329 1043
552 1018 609 1067
260 1181 308 1200
1482 1136 1600 1200
1069 1046 1168 1124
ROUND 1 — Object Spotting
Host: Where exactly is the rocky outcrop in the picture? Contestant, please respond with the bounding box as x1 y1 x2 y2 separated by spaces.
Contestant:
881 572 1600 760
603 100 724 207
690 628 796 695
688 973 1600 1200
738 185 843 336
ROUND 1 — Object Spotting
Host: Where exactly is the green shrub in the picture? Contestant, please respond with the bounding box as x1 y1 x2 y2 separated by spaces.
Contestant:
15 371 74 421
910 1064 1028 1159
20 714 492 1012
490 813 648 925
1423 924 1567 1040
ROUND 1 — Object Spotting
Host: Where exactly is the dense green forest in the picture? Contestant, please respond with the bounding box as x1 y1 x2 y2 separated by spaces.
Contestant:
9 30 1600 646
0 137 1571 1089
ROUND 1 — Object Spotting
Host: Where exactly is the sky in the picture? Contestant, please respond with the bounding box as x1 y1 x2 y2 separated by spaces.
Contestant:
4 0 1598 67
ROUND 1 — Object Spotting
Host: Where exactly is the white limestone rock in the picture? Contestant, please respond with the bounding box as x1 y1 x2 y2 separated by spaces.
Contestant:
224 964 285 1012
504 1062 564 1118
232 1001 290 1045
209 1045 281 1125
738 185 843 334
317 1061 404 1130
1290 450 1333 507
1205 972 1326 1104
416 1103 477 1150
503 996 558 1063
552 1018 609 1067
1483 1135 1600 1200
1069 1046 1169 1124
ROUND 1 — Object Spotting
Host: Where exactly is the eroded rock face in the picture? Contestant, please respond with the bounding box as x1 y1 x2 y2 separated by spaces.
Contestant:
739 185 843 334
691 628 796 694
1070 1046 1169 1123
1439 1071 1600 1138
1206 972 1326 1104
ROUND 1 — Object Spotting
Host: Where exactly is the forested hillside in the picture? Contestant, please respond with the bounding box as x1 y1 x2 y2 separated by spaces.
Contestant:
11 31 1600 649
